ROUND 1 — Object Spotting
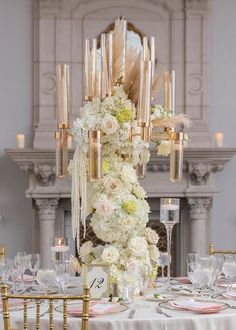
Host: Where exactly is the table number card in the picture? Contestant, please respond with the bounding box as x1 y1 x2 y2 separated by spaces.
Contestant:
83 264 111 299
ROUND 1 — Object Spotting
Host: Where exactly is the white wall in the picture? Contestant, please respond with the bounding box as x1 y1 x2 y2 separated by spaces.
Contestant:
211 0 236 249
0 0 34 257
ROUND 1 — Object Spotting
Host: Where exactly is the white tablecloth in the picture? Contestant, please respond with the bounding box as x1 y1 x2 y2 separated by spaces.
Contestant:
2 298 236 330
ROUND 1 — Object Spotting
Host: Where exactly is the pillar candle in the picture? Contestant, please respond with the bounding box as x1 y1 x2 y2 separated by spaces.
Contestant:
16 134 25 149
214 132 223 147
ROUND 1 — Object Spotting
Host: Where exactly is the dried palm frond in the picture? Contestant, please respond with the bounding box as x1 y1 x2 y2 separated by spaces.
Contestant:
153 114 192 129
124 50 141 104
112 17 127 85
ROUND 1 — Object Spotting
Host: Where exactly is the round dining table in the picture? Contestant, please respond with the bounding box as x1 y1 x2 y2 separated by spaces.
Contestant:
2 290 236 330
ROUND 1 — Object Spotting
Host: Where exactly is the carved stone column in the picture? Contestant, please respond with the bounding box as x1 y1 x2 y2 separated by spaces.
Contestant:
187 197 212 254
35 198 59 267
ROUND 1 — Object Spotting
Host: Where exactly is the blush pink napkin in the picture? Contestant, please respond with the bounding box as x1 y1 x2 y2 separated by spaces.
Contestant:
68 302 120 316
169 299 224 313
16 274 33 282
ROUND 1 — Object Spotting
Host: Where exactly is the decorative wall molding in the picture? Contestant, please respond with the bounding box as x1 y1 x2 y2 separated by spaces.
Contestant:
187 197 212 219
189 163 211 185
34 164 56 186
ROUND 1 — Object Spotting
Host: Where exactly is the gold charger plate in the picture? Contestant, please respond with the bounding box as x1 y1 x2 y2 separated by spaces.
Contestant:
55 301 129 317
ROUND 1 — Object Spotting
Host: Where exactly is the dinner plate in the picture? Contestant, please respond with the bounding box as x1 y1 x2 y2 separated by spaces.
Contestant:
159 300 227 314
55 301 129 317
145 294 173 302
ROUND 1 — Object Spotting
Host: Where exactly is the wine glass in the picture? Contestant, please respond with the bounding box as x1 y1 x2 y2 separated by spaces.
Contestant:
29 254 41 286
222 256 236 293
158 252 171 281
0 258 12 283
187 262 198 297
55 263 70 294
14 254 30 288
186 252 200 265
160 198 180 284
37 269 57 293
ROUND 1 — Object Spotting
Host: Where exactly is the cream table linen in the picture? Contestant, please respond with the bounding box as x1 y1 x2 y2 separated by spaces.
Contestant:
2 299 236 330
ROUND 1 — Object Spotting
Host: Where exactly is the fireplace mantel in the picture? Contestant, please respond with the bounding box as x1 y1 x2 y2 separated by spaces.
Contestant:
6 147 236 272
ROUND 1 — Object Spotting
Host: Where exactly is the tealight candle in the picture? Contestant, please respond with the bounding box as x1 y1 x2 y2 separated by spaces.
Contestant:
214 132 223 147
16 134 25 149
161 203 179 211
50 245 69 253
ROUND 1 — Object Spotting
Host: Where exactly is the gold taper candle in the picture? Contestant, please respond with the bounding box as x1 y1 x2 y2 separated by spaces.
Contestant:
106 32 113 96
56 64 70 127
142 37 149 61
137 57 144 124
171 70 175 116
84 39 92 101
143 60 152 124
101 34 108 99
91 38 97 97
164 71 172 113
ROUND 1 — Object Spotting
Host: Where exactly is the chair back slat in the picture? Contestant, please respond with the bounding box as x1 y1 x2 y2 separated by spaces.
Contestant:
1 285 90 330
36 299 41 330
0 244 5 259
49 300 54 330
23 299 28 330
63 299 67 330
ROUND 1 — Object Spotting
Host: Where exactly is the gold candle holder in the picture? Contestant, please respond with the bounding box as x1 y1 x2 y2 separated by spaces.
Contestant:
0 244 5 259
55 128 69 177
170 132 184 183
89 130 102 181
140 123 151 143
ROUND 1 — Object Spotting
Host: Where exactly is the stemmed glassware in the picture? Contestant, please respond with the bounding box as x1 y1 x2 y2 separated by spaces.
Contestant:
158 252 171 282
14 254 30 288
55 263 70 294
160 198 180 285
222 255 236 293
29 254 41 286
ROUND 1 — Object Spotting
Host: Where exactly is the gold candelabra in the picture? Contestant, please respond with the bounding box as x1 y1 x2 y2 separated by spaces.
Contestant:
55 18 187 183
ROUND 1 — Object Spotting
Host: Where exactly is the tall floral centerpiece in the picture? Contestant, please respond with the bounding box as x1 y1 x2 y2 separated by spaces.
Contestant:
66 18 191 288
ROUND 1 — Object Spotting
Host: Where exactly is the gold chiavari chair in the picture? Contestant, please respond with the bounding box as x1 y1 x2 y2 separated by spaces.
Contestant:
0 244 5 259
209 243 236 256
1 284 90 330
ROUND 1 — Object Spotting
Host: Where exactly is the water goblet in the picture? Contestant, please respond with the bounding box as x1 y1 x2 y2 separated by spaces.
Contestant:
29 254 41 286
37 269 57 294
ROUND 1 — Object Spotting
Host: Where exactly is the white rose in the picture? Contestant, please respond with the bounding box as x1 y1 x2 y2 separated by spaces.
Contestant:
145 228 159 245
157 140 171 156
101 114 119 135
129 236 148 257
132 185 146 199
123 216 135 230
102 246 119 263
104 176 122 195
149 245 160 262
79 241 93 257
121 164 137 184
94 196 114 218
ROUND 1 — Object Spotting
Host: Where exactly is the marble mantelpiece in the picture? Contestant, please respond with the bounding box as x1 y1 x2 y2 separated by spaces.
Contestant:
6 148 236 272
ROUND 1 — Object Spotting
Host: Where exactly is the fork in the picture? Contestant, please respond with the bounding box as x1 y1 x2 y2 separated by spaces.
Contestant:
128 309 136 319
155 305 172 318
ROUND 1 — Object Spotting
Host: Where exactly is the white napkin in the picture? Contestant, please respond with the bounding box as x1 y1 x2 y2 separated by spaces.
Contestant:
170 299 223 311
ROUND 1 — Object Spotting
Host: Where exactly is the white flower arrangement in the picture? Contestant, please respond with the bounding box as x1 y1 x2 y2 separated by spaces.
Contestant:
72 85 164 285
